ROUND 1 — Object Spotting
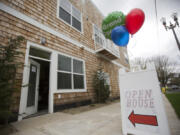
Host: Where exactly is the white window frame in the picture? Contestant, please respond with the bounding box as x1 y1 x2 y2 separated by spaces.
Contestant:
57 0 83 33
93 24 105 47
57 53 87 93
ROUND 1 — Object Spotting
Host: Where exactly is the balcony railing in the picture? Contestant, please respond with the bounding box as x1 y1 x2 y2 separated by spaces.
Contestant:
95 39 120 60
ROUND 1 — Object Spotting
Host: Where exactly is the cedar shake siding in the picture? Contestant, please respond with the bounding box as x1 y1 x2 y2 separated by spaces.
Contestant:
0 0 129 121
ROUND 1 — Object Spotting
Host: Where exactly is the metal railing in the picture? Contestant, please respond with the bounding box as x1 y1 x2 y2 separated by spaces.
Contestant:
95 39 120 58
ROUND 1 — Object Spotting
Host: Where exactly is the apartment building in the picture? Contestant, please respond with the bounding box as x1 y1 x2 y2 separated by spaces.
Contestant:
0 0 129 121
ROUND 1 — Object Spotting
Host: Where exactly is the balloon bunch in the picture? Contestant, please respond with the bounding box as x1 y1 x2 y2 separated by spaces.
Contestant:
102 8 145 47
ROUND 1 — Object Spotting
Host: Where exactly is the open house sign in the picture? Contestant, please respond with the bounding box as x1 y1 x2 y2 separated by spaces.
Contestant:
119 69 170 135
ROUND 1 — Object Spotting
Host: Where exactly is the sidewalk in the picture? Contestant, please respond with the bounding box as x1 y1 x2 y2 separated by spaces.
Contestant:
12 103 122 135
10 95 180 135
163 95 180 135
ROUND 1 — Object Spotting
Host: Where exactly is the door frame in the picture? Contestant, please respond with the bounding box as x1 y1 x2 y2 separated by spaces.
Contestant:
18 41 55 121
25 59 40 116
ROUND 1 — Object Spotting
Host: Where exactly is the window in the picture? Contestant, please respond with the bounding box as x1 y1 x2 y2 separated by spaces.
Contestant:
58 0 82 32
124 52 129 64
57 54 85 90
73 59 84 89
93 24 105 46
58 55 71 72
29 47 51 60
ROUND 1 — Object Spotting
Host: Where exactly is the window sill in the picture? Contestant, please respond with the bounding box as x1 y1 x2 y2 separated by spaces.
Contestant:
54 89 87 93
56 16 83 34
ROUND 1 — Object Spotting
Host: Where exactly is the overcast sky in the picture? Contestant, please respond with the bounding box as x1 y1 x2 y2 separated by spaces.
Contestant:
91 0 180 63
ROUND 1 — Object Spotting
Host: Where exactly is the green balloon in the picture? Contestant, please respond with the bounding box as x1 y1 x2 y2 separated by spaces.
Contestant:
102 11 126 39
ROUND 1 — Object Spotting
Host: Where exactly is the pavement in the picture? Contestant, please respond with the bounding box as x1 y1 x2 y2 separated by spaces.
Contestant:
11 95 180 135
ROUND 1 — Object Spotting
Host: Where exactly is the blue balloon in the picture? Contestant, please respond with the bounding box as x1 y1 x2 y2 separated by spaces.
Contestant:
111 26 129 46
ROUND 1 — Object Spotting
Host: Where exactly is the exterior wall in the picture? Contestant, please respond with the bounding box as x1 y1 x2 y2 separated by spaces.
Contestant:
0 0 129 116
1 0 96 50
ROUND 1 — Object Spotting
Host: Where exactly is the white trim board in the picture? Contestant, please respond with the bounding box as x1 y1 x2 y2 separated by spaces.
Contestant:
0 2 128 70
18 41 55 121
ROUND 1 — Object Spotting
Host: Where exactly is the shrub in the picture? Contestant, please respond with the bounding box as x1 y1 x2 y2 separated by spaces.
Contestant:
93 69 110 103
0 36 25 124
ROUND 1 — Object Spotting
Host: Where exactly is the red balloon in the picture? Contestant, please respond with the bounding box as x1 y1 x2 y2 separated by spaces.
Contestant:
125 8 145 35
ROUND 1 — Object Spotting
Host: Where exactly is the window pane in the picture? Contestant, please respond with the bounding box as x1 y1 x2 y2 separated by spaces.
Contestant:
29 47 50 60
73 74 84 89
59 7 71 24
94 25 104 46
60 0 71 13
58 54 71 72
95 35 103 46
94 25 99 35
72 17 81 31
95 35 100 43
72 6 81 21
27 64 37 107
73 59 83 74
57 72 72 89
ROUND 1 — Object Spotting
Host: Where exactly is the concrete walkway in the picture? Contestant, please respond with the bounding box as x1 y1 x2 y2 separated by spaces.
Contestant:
11 96 180 135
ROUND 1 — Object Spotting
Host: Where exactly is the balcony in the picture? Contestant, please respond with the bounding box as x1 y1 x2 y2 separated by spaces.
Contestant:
95 39 120 60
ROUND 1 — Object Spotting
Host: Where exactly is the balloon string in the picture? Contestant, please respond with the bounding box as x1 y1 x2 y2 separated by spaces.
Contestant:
131 34 133 38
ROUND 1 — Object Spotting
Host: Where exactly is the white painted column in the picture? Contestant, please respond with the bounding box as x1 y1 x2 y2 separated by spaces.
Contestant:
49 52 57 113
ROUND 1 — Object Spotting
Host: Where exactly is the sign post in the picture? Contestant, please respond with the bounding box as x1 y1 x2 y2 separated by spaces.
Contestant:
119 68 170 135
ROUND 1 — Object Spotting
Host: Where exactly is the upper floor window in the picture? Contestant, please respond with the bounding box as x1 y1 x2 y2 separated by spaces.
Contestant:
93 24 105 46
58 0 82 32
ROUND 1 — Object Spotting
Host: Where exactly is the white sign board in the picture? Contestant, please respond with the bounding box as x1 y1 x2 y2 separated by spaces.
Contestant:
119 69 170 135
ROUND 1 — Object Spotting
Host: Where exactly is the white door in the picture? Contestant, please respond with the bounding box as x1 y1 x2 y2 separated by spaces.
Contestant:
25 59 40 116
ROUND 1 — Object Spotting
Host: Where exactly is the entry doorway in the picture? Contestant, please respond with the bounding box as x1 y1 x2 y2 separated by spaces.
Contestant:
25 47 51 118
36 59 50 112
